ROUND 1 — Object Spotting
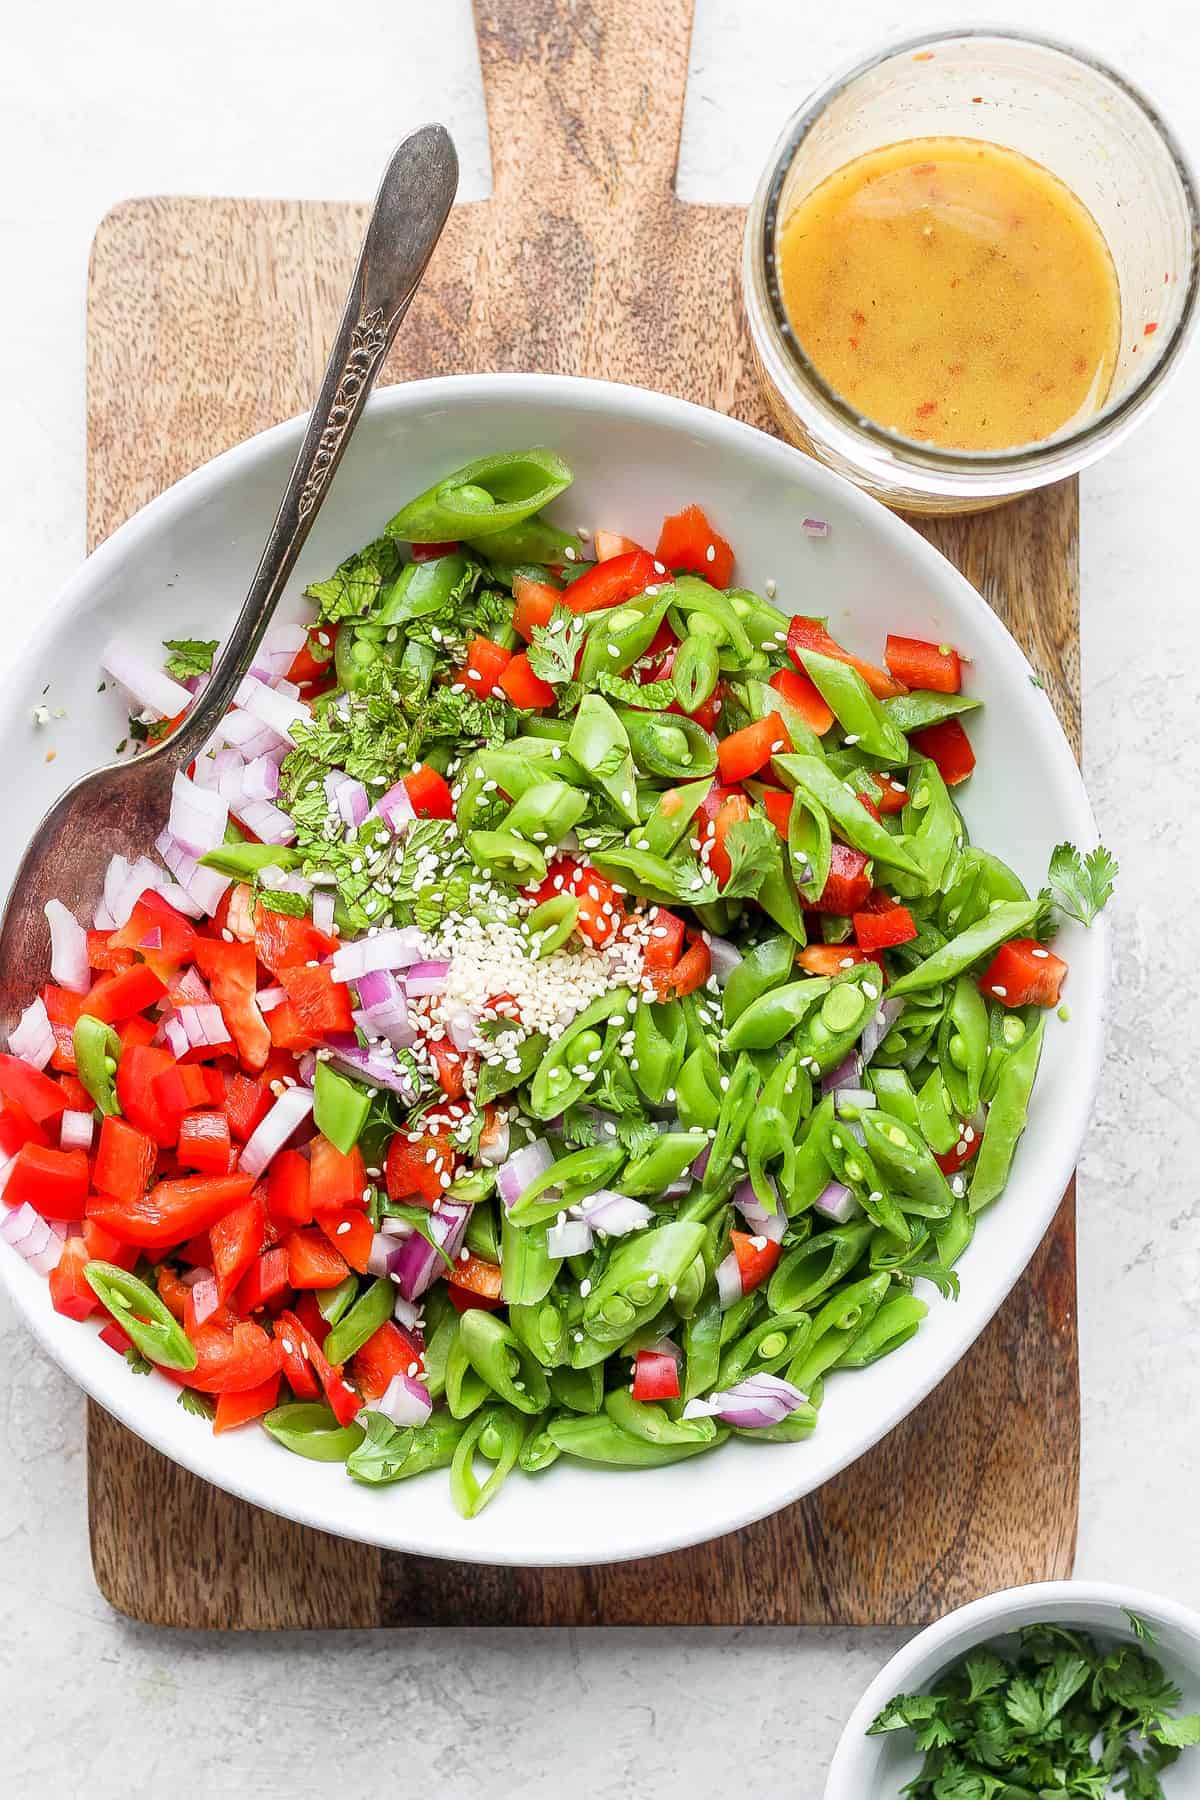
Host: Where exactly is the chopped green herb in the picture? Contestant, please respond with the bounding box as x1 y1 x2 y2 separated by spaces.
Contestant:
162 637 218 680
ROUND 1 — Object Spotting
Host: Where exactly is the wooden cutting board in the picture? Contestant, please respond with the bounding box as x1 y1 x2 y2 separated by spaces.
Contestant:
83 0 1079 1628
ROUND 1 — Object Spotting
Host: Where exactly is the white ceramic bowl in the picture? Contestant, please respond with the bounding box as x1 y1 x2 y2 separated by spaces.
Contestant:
0 374 1107 1566
825 1581 1200 1797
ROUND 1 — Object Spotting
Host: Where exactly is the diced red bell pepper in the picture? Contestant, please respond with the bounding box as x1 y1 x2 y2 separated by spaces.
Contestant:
592 529 643 562
253 905 337 975
309 1135 367 1214
49 1238 99 1321
213 1372 281 1433
562 548 658 615
154 1263 190 1319
275 1306 358 1425
287 621 335 686
276 1307 322 1400
121 1014 162 1051
512 574 561 641
116 1045 180 1146
854 902 918 953
461 635 513 698
409 539 462 562
498 651 555 711
81 963 167 1024
807 843 872 916
0 1100 48 1155
641 907 687 979
110 888 199 968
429 1038 467 1100
83 1216 138 1271
403 764 456 820
632 1347 681 1403
353 1319 424 1402
57 1075 92 1113
223 1069 275 1142
730 1228 781 1293
935 1134 981 1178
176 1109 233 1175
531 858 622 948
266 1147 312 1228
316 1207 374 1274
669 677 725 734
86 929 135 973
910 717 976 786
978 937 1067 1009
385 1129 452 1208
884 634 962 694
4 1143 89 1219
717 712 791 784
42 984 84 1072
760 787 794 838
796 944 883 980
697 788 751 887
787 616 906 700
277 963 355 1039
285 1226 350 1290
656 505 734 588
192 937 271 1071
266 1001 319 1054
449 1252 503 1302
770 665 835 736
646 935 711 1002
234 1244 291 1315
0 1054 70 1126
153 1062 225 1122
93 1115 157 1205
871 771 910 815
85 1173 257 1251
210 1193 267 1300
448 1283 505 1314
99 1320 136 1357
178 1319 284 1395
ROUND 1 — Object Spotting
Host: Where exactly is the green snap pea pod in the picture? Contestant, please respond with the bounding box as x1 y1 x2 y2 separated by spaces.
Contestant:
871 1067 922 1136
981 1006 1034 1104
518 1416 563 1473
500 1213 560 1305
334 618 383 691
469 742 590 809
767 1218 874 1312
527 894 579 957
887 900 1041 997
726 589 792 653
83 1263 197 1370
579 1221 706 1349
883 690 982 735
773 754 924 878
890 760 960 896
836 1293 928 1369
312 1061 370 1156
375 551 481 627
346 1410 467 1485
730 677 827 761
465 1199 501 1263
387 449 572 543
547 1412 721 1467
671 1251 707 1318
791 965 885 1074
445 1328 490 1419
939 847 1029 937
549 1363 605 1414
472 514 583 565
508 1296 570 1367
716 1310 812 1388
969 1015 1045 1213
859 1112 955 1219
604 1388 720 1447
731 1407 818 1443
937 974 989 1117
672 632 721 711
397 638 437 703
459 1308 552 1414
782 1095 840 1216
682 1296 723 1400
263 1403 365 1462
631 999 687 1106
746 1052 806 1209
725 975 831 1051
508 1142 626 1227
675 1045 723 1131
915 1068 960 1155
616 707 717 782
568 694 640 825
787 789 833 903
590 845 691 908
578 588 674 684
639 777 714 858
449 1404 527 1517
528 989 633 1118
666 576 756 662
322 1277 393 1364
316 1273 359 1326
723 933 796 1026
502 780 588 847
751 838 809 946
477 1029 550 1105
702 1053 758 1192
932 1195 975 1267
795 648 909 763
717 1292 759 1349
200 840 304 880
74 1015 122 1116
421 1308 459 1402
465 828 548 886
786 1273 892 1389
819 1113 909 1242
621 1132 708 1197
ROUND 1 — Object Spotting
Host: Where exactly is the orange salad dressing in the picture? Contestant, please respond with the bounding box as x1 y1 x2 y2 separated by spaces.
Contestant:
777 136 1121 450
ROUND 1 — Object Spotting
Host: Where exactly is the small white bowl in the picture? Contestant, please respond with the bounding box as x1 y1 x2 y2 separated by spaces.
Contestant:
825 1581 1200 1798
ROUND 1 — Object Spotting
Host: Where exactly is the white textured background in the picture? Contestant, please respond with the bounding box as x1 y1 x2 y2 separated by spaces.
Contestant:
1 3 1197 1795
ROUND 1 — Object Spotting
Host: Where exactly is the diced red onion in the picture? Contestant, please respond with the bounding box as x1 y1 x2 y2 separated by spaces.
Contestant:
174 965 213 1007
367 1232 395 1278
180 1264 212 1286
258 864 312 899
547 1218 592 1258
102 637 192 719
161 1016 189 1060
240 1085 315 1178
393 1292 424 1330
332 928 426 984
445 1005 478 1053
251 622 306 680
801 517 829 539
235 799 297 845
377 1370 433 1428
154 831 232 917
168 770 229 858
733 1176 787 1243
139 926 164 951
576 1189 653 1237
861 997 906 1065
219 753 281 809
44 900 91 995
716 1249 744 1310
1 1200 63 1275
207 708 282 761
661 1176 692 1201
327 1042 420 1099
190 1272 221 1326
352 1003 417 1050
256 986 287 1013
814 1179 861 1223
9 998 53 1070
691 1140 712 1182
403 960 451 998
60 1110 95 1151
387 1200 471 1302
234 674 311 746
834 1087 877 1117
683 1372 809 1429
324 769 371 829
372 779 416 835
177 1003 228 1047
821 1051 863 1097
496 1137 555 1211
478 1118 510 1168
705 934 743 987
380 1216 413 1239
312 888 336 935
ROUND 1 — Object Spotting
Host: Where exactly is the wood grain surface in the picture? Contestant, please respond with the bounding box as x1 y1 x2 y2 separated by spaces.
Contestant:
84 0 1080 1628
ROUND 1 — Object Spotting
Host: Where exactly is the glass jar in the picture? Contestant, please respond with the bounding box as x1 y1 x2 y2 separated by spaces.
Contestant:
743 29 1199 513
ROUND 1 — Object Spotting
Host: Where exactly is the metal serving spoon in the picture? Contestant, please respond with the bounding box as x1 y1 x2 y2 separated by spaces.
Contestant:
0 123 458 1035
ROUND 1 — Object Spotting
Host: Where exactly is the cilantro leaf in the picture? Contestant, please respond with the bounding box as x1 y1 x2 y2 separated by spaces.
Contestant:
1042 841 1118 927
964 1651 1009 1702
177 1388 216 1419
123 1347 153 1374
162 637 218 680
1154 1713 1200 1748
615 1114 660 1160
528 605 587 686
304 536 401 623
719 814 779 900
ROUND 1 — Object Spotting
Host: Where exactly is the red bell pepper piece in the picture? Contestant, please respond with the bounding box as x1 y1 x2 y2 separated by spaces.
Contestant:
253 905 337 975
449 1252 503 1302
770 665 835 736
110 888 199 966
210 1193 267 1300
85 1173 257 1251
631 1348 681 1403
530 857 622 948
385 1130 452 1208
806 842 872 916
48 1238 99 1321
910 717 976 786
641 907 687 980
5 1143 89 1219
352 1319 424 1402
234 1244 291 1315
716 712 791 784
403 764 456 820
83 1216 138 1271
192 937 271 1071
153 1062 225 1121
277 963 355 1039
978 937 1067 1009
116 1045 180 1146
309 1135 367 1214
178 1319 284 1394
655 505 734 588
646 935 711 1002
42 984 84 1073
562 548 658 615
870 771 910 815
730 1227 781 1294
176 1109 233 1175
853 902 918 953
81 963 167 1024
696 788 751 887
266 1001 319 1054
93 1115 157 1205
316 1206 374 1273
284 1227 350 1290
797 944 881 979
884 634 962 694
429 1038 467 1100
154 1263 190 1319
213 1372 281 1432
461 635 513 698
498 651 555 711
266 1147 312 1227
448 1284 505 1314
223 1069 275 1142
86 929 135 972
275 1306 358 1424
787 616 906 700
511 574 562 641
120 1015 161 1050
935 1134 981 1178
0 1100 49 1155
0 1054 70 1126
593 529 644 563
286 621 335 686
408 540 461 562
760 787 794 838
276 1308 322 1400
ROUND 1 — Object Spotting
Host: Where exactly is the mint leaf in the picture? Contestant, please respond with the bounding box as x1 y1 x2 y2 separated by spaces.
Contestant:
162 637 218 680
593 671 676 709
305 536 401 623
